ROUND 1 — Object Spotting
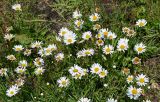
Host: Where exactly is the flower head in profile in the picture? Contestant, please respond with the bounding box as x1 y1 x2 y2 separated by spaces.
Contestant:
82 49 94 57
136 19 147 27
31 41 42 49
89 13 100 22
134 43 146 54
6 85 20 97
13 45 24 52
122 27 130 33
12 4 22 11
127 86 142 100
136 74 149 86
73 10 82 19
57 76 70 88
15 67 26 74
77 97 91 102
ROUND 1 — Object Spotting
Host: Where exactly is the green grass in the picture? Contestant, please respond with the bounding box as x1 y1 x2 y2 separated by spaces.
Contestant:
0 0 160 102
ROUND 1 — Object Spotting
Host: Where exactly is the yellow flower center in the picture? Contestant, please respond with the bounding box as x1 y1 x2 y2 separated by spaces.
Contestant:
109 36 113 39
139 22 144 27
10 91 14 95
139 78 145 83
62 81 66 85
94 67 99 72
100 71 106 76
67 39 72 43
132 88 138 95
105 48 111 52
38 70 42 73
127 77 133 81
93 16 97 21
16 48 21 51
120 44 125 49
138 47 143 52
73 69 78 73
103 31 108 36
86 34 91 39
77 21 81 27
85 51 91 55
62 31 66 35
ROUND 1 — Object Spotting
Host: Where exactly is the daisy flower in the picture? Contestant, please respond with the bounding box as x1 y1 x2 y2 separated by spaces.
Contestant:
64 32 76 45
69 65 82 76
74 19 84 28
34 67 45 75
99 28 109 38
107 32 117 40
57 76 70 88
134 43 146 54
58 27 70 37
132 57 141 64
13 45 24 52
4 34 15 41
122 68 130 75
77 50 85 58
93 24 101 31
18 60 27 68
82 49 94 57
143 100 151 102
12 4 22 11
55 53 64 61
6 85 20 97
44 47 52 56
96 33 103 39
89 13 100 22
38 49 45 57
126 29 136 37
77 97 91 102
136 74 149 86
117 38 129 52
24 49 31 56
6 55 16 61
98 69 108 78
127 75 134 83
122 27 130 33
82 31 92 40
106 98 117 102
31 41 42 48
73 10 82 19
103 45 114 55
90 63 102 74
136 19 147 27
96 39 104 46
15 67 26 74
127 86 142 100
48 44 57 51
34 57 44 67
0 68 7 76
